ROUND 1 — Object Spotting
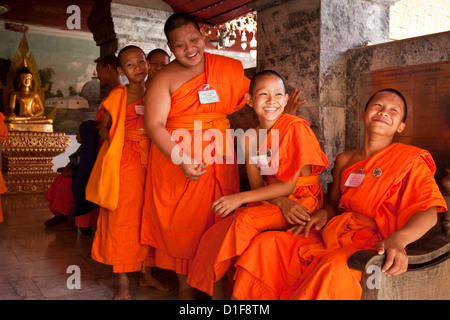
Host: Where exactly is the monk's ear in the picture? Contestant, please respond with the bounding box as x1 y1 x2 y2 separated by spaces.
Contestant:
396 122 406 133
284 93 289 106
245 92 253 107
117 66 125 76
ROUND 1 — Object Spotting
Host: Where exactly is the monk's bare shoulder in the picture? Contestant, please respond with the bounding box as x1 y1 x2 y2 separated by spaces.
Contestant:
154 60 204 95
334 149 361 177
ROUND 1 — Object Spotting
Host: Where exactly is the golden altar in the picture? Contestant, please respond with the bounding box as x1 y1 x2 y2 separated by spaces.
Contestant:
1 34 70 193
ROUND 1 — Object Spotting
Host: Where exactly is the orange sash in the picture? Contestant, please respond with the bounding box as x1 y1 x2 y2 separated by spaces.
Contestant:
86 85 127 211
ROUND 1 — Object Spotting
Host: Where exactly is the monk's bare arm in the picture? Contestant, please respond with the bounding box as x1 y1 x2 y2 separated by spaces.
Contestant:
144 71 206 180
377 206 438 276
144 72 174 158
98 110 112 141
291 152 348 236
212 167 301 218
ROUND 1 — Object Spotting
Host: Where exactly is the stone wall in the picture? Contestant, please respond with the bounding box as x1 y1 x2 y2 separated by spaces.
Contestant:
88 0 173 56
345 31 450 150
252 0 395 187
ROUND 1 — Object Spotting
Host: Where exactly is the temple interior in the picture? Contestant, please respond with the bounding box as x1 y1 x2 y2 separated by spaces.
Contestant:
0 0 449 301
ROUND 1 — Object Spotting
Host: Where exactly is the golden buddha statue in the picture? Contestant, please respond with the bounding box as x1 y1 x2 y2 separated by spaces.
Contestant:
1 34 55 132
7 67 45 119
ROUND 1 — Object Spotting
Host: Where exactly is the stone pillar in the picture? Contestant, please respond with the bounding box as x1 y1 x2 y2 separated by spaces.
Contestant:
87 0 173 57
250 0 397 187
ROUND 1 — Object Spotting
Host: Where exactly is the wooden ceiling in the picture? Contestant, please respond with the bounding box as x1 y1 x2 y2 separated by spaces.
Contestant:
0 0 255 32
164 0 253 26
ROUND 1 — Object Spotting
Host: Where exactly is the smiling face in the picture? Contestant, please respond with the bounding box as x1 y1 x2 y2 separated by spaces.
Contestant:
117 47 148 83
147 52 170 79
246 73 288 128
167 23 205 69
362 90 406 136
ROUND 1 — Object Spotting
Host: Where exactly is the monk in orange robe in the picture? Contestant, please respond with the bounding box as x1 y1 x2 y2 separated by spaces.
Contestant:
186 70 328 298
75 56 121 231
0 112 7 223
232 88 448 300
140 12 250 299
86 46 168 300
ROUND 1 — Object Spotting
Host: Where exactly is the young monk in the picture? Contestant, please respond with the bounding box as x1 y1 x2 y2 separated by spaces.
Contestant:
232 88 448 300
86 45 168 300
187 70 328 299
140 12 251 299
94 55 121 126
145 48 170 88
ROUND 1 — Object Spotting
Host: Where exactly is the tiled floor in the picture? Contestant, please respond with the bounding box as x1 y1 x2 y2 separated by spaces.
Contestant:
0 192 178 300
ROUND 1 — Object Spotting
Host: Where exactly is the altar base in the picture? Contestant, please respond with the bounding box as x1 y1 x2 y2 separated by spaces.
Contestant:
4 120 53 133
2 131 70 193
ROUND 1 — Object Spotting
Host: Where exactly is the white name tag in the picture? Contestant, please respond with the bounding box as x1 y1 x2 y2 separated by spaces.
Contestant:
135 103 145 115
344 172 365 188
198 84 220 104
250 155 270 168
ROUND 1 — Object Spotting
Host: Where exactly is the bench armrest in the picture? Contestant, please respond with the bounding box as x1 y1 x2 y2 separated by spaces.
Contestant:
348 233 450 272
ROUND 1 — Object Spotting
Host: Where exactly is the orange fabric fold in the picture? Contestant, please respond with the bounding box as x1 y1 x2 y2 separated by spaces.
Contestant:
166 113 232 160
86 85 127 211
187 114 328 295
233 143 447 300
124 129 150 165
140 53 250 275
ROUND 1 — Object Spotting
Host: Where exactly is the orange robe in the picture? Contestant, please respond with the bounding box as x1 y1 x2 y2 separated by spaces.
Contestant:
87 86 150 273
75 100 108 228
233 143 448 300
187 113 328 295
140 52 250 274
0 112 8 223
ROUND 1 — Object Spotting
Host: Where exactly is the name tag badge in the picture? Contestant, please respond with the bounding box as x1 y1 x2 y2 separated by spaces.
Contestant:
250 155 270 168
198 84 220 104
344 172 365 188
135 102 145 115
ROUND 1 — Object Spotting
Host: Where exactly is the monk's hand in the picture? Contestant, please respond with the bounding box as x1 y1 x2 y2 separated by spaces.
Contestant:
279 198 311 226
180 162 208 181
376 234 408 276
211 194 243 218
284 89 306 115
288 209 327 237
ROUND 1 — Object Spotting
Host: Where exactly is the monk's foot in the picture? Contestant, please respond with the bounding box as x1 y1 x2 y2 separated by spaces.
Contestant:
48 218 77 231
139 269 172 292
113 273 131 300
79 227 93 236
44 215 66 227
177 274 197 300
178 286 197 300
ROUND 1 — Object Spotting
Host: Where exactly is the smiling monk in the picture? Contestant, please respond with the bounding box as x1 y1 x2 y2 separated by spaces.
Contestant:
232 88 448 300
187 70 328 299
140 12 250 299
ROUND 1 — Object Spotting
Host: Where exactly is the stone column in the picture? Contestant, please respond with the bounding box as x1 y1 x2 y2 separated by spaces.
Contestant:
87 0 173 57
250 0 397 187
